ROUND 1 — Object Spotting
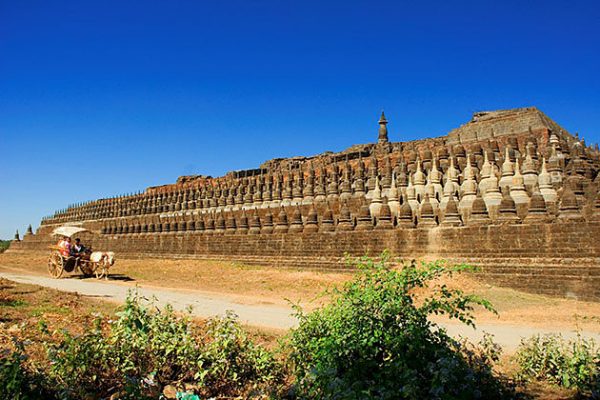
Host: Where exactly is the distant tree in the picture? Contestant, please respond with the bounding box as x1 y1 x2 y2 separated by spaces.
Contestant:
0 240 11 253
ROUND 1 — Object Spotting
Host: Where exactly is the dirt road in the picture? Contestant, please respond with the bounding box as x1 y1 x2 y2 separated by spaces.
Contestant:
1 270 598 350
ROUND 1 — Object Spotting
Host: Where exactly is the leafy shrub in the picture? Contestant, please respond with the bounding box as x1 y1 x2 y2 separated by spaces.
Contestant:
0 338 49 400
515 332 599 396
286 254 514 399
0 344 31 400
46 292 281 399
198 311 281 395
0 240 10 253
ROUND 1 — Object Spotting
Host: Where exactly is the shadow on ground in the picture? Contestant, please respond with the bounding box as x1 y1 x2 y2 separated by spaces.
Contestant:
67 274 135 282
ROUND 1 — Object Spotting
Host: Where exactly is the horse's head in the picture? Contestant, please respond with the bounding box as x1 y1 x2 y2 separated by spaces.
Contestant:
105 251 115 266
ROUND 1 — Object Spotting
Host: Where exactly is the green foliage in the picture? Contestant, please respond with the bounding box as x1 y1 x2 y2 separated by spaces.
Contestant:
1 299 28 308
47 317 125 398
0 240 10 253
515 332 600 396
0 344 31 400
197 310 281 395
0 339 49 400
286 254 513 399
45 292 281 399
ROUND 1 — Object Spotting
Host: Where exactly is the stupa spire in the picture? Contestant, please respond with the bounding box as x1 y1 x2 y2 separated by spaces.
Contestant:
378 111 389 144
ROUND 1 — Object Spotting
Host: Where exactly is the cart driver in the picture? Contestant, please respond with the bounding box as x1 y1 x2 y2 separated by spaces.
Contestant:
72 238 90 260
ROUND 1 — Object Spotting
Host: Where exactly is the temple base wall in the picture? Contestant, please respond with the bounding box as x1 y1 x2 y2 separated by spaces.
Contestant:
9 222 600 301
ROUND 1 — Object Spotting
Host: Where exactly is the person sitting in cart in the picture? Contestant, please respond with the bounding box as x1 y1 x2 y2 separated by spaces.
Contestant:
71 238 90 260
58 236 71 257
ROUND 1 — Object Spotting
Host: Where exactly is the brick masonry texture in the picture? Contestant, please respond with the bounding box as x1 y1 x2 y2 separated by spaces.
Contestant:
10 107 600 301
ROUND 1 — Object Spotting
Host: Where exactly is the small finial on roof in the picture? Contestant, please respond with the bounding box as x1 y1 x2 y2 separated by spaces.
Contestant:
379 110 387 123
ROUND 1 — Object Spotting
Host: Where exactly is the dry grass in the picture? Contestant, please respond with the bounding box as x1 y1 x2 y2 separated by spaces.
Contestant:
0 277 119 365
0 277 283 351
2 252 600 333
425 269 600 332
0 252 349 307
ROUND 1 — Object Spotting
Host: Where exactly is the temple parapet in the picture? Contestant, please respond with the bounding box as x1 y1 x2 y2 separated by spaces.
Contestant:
37 107 599 230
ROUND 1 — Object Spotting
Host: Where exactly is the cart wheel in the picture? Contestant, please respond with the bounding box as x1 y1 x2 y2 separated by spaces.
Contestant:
80 261 94 277
47 252 64 279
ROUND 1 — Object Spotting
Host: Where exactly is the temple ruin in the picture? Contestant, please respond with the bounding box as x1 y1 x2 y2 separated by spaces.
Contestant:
9 107 600 300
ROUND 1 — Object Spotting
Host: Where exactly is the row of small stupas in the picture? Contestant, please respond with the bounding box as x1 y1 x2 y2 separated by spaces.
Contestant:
33 107 600 236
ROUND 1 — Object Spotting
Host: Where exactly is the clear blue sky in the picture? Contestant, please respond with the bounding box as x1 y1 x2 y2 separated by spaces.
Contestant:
1 0 599 239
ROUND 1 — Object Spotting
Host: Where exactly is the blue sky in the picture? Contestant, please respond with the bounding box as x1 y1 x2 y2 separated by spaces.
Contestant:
1 0 599 239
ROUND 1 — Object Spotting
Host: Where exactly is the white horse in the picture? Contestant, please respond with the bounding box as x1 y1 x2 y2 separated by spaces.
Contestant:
89 251 115 279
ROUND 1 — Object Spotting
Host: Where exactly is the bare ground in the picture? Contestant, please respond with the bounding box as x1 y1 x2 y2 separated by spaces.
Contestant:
2 252 599 334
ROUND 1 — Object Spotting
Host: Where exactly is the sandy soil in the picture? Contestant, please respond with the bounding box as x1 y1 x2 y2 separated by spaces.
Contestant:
0 252 347 308
1 251 600 334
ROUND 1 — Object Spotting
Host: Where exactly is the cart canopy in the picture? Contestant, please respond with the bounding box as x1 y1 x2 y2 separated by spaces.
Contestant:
52 226 88 238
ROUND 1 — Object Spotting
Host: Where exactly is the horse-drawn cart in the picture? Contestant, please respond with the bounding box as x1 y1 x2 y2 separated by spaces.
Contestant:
47 226 114 279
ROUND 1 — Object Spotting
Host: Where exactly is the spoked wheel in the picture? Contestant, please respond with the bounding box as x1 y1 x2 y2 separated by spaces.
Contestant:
47 251 64 279
79 260 94 278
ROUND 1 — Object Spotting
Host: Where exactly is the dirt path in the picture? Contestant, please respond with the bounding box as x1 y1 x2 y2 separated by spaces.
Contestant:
2 270 599 351
0 271 296 329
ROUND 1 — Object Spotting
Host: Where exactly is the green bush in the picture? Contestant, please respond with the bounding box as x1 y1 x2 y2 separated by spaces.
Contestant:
515 332 599 396
0 345 31 400
198 310 281 395
0 339 49 400
46 292 281 399
286 254 514 399
0 240 10 253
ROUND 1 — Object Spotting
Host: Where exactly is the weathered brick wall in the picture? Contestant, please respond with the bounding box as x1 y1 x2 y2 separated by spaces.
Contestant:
446 107 567 144
10 221 600 301
11 107 600 302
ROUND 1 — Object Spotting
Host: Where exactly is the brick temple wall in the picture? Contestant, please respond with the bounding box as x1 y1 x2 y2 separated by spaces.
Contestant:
10 221 600 301
10 107 600 302
446 107 567 145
